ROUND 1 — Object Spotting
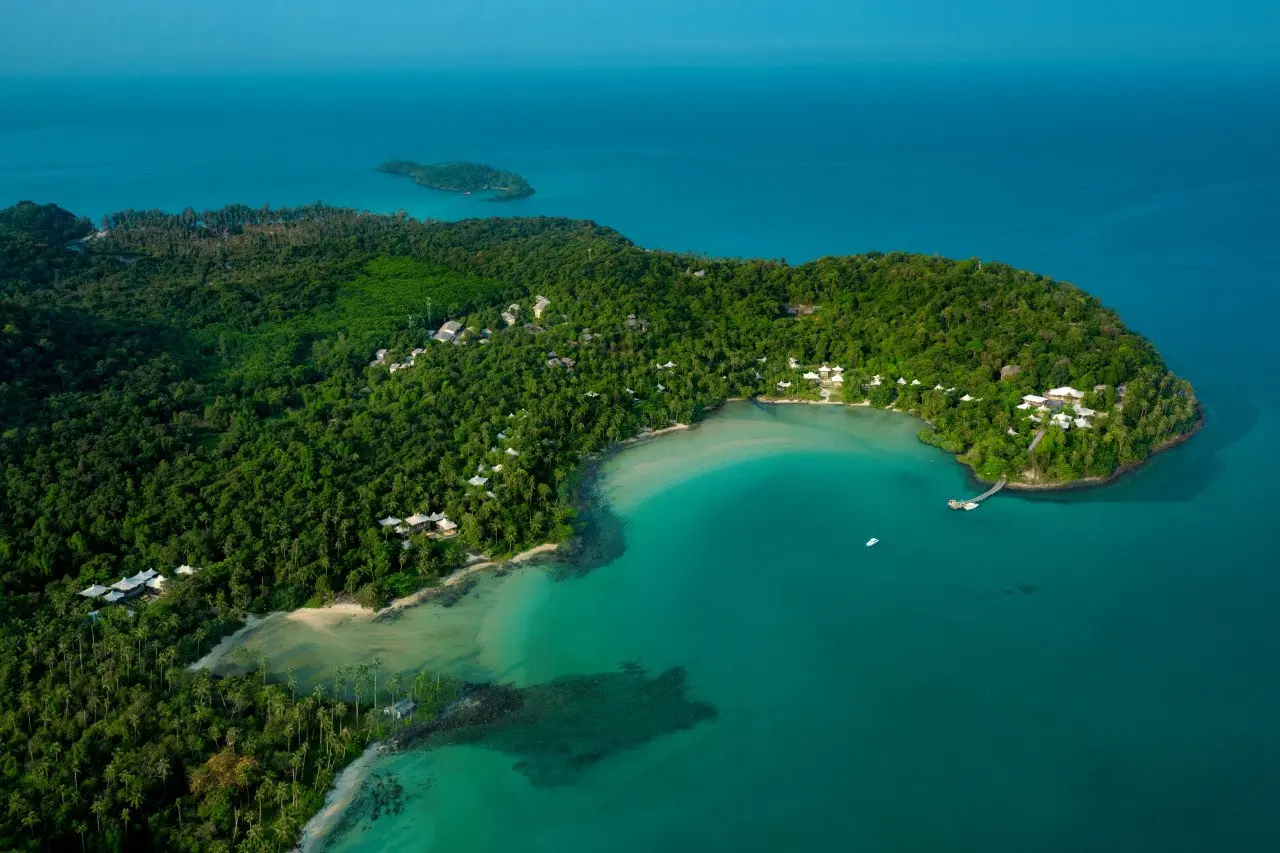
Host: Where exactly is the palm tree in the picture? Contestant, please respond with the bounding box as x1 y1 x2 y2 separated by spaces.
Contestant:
369 656 383 713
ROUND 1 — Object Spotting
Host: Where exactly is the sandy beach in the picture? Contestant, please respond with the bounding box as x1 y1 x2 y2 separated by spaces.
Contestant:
192 542 561 671
758 397 844 405
296 741 385 853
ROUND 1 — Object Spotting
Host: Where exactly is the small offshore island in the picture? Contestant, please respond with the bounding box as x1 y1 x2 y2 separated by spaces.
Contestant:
0 200 1199 851
378 159 535 200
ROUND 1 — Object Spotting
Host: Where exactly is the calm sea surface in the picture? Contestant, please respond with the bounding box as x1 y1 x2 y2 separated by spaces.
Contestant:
4 65 1279 850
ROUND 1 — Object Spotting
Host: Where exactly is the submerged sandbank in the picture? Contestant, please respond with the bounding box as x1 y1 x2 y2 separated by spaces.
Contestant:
192 542 559 672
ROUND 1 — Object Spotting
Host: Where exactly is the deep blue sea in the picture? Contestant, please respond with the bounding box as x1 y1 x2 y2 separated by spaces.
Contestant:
5 64 1280 850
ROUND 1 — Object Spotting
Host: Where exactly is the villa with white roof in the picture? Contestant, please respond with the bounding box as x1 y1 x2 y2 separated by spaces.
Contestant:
1045 386 1086 404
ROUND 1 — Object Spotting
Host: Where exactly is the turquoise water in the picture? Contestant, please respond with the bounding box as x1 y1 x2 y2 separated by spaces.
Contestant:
6 65 1280 849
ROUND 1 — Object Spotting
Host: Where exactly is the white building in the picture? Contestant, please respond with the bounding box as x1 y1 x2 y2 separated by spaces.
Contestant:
1046 386 1086 404
433 320 463 343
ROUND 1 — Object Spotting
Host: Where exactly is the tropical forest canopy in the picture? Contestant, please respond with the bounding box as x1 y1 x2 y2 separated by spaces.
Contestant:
0 201 1197 850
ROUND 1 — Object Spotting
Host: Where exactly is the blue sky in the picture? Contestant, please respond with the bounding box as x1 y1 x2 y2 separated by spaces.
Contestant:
3 0 1276 74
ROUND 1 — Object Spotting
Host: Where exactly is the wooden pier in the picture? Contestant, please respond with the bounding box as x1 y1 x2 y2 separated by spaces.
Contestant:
948 476 1007 510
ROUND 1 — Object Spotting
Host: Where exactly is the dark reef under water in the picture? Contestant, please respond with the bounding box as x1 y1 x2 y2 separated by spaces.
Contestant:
388 664 716 787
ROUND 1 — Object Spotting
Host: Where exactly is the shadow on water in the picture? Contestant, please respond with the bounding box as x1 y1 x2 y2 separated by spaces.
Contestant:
551 457 628 580
388 663 717 787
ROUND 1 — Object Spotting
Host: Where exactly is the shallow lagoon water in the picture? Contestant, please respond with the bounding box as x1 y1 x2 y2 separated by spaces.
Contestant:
224 404 1277 852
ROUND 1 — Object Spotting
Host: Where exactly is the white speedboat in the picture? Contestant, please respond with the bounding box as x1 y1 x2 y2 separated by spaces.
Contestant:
963 501 979 510
866 538 879 547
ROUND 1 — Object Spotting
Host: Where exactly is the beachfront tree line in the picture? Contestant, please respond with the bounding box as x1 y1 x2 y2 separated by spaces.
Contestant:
0 200 1197 849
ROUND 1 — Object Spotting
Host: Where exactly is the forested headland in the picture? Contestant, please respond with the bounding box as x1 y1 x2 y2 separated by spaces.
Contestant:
0 199 1198 849
377 159 535 200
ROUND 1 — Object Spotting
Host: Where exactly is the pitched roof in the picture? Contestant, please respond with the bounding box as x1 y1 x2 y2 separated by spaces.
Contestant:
468 475 490 486
405 513 432 526
378 516 402 527
1047 386 1085 398
79 584 109 598
436 518 458 531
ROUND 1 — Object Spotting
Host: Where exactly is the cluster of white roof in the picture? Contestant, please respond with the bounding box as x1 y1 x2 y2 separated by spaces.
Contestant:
1017 387 1096 429
789 363 844 385
381 512 458 537
80 567 175 605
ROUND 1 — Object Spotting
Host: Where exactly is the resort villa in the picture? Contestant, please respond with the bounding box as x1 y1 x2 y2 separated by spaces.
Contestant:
433 320 464 343
79 567 173 610
382 511 459 539
385 699 416 720
1017 386 1100 430
1045 386 1086 405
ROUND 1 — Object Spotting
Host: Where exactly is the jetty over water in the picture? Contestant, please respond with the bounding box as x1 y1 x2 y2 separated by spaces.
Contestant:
947 429 1040 510
948 476 1007 510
